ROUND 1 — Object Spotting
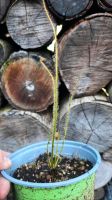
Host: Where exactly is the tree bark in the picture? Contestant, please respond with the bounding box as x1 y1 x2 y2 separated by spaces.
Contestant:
0 39 12 67
59 95 112 153
97 0 112 11
0 0 11 22
6 0 56 49
59 13 112 97
0 108 51 152
46 0 93 20
0 51 54 112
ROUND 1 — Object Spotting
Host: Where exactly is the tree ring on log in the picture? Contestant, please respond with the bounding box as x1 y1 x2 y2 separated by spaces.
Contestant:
59 96 112 153
46 0 93 20
59 13 112 97
0 51 54 112
0 109 50 152
6 0 56 49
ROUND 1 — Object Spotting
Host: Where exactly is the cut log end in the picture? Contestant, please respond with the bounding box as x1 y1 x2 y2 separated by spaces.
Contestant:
0 39 12 67
59 96 112 153
46 0 93 20
0 109 50 152
59 14 112 97
97 0 112 11
1 51 54 112
6 0 56 49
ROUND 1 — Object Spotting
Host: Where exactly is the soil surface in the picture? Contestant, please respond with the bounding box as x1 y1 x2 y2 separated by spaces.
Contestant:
13 153 93 183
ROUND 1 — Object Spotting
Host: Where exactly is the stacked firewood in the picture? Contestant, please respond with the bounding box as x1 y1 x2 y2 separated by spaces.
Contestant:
0 1 112 197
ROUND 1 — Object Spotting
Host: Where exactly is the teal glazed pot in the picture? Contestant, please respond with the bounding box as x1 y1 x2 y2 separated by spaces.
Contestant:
2 141 101 200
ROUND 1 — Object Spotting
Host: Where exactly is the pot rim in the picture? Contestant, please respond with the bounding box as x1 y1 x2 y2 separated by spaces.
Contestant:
1 140 101 188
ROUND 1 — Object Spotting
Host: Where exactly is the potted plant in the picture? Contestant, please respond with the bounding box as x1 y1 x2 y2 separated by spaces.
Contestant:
2 1 101 200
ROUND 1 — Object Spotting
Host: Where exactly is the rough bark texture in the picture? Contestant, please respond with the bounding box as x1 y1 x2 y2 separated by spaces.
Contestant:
97 0 112 11
0 0 11 22
0 108 51 152
59 13 112 97
0 51 54 112
46 0 93 20
6 0 56 49
59 95 112 153
0 39 12 67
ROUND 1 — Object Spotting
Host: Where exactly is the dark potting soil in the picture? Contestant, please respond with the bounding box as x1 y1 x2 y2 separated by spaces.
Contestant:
13 153 93 183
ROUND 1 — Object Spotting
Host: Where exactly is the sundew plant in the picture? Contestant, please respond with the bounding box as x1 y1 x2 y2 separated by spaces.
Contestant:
42 0 72 169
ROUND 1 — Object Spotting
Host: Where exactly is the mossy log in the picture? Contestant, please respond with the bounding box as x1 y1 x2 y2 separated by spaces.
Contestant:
46 0 93 20
0 39 12 67
6 0 56 49
0 51 54 112
59 95 112 153
0 108 51 152
97 0 112 11
0 0 11 22
59 13 112 97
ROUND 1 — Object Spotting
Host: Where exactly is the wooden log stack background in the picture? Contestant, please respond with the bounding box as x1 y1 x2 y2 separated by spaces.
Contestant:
0 0 112 193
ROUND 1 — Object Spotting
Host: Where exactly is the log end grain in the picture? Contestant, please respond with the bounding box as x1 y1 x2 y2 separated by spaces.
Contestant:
6 0 56 49
97 0 112 11
59 14 112 97
46 0 93 20
0 51 54 112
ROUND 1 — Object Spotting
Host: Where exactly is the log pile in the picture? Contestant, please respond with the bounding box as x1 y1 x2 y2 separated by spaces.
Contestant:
0 0 112 191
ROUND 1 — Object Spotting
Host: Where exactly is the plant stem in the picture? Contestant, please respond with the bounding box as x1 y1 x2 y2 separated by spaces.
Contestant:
42 0 59 168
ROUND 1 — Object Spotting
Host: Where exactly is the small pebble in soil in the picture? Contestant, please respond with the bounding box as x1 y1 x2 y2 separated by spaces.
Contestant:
13 153 93 183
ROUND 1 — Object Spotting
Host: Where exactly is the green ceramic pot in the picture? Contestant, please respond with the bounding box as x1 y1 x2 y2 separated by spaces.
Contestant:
2 141 101 200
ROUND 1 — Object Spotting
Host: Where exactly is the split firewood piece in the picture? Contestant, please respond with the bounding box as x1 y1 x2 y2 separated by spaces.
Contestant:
0 108 51 152
97 0 112 11
95 160 112 189
0 39 12 67
0 0 11 22
59 95 112 153
0 51 54 112
6 0 56 49
59 13 112 97
46 0 93 20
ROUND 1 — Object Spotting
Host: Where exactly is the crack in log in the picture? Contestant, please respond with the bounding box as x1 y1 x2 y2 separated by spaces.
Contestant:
80 102 102 143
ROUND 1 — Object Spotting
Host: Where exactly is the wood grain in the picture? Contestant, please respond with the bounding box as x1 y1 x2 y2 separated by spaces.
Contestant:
0 51 54 112
0 39 12 67
0 108 51 152
59 95 112 153
59 13 112 97
97 0 112 11
6 0 56 49
46 0 93 20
